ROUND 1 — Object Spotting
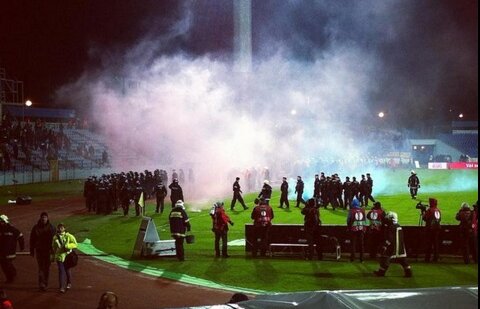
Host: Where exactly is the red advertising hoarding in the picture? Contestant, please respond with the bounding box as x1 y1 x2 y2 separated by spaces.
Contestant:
448 162 478 169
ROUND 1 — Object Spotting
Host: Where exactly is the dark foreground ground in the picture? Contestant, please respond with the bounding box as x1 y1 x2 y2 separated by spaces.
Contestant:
0 197 235 309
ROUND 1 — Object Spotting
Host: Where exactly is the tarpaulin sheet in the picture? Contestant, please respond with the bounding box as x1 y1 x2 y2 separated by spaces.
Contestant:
181 286 477 309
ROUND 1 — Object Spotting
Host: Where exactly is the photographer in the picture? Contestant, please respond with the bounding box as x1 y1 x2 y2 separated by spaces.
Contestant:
347 198 366 262
422 198 442 263
367 201 385 259
210 201 234 258
302 198 323 260
455 202 477 264
407 170 420 199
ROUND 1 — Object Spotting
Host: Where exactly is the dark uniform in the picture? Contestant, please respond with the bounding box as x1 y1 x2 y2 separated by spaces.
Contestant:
230 177 248 210
374 212 412 277
351 176 360 200
168 179 184 209
365 173 376 206
343 177 353 209
83 178 96 212
29 212 56 290
455 203 478 264
119 182 133 216
313 175 321 202
301 199 323 260
295 176 306 208
407 171 420 199
279 177 290 209
258 181 273 205
0 215 25 283
154 182 168 214
422 198 442 262
169 201 191 261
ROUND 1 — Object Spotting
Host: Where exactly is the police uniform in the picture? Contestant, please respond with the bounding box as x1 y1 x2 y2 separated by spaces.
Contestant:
230 178 248 210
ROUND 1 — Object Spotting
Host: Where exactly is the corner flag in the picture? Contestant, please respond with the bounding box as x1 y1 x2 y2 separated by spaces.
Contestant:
139 192 145 215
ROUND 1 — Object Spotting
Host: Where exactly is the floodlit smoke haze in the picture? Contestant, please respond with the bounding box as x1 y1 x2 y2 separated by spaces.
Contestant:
55 0 477 201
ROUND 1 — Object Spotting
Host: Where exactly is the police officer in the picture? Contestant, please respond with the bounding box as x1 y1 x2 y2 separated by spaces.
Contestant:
134 181 145 216
343 176 353 209
365 173 376 207
168 178 184 209
279 177 290 209
154 180 168 214
347 198 366 262
407 170 420 199
313 174 321 203
119 181 133 216
422 197 442 262
251 198 274 257
374 212 413 277
367 201 385 259
351 176 360 200
83 177 96 212
230 177 248 211
456 202 477 264
301 198 323 260
169 200 191 261
295 176 306 208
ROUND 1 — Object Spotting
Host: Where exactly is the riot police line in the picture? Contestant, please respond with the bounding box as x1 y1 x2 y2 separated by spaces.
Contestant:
83 168 189 216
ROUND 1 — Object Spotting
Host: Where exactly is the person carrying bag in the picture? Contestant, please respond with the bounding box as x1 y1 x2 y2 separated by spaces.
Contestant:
51 223 78 293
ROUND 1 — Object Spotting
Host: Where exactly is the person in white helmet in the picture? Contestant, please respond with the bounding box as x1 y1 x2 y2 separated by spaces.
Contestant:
169 200 191 261
258 180 273 205
407 170 420 199
373 211 412 277
0 215 25 284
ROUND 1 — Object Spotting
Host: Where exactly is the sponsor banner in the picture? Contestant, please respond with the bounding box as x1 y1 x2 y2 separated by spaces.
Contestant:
428 162 448 170
449 162 478 169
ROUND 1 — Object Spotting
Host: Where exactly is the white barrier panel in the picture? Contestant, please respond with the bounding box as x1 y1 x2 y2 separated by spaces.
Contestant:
428 162 448 169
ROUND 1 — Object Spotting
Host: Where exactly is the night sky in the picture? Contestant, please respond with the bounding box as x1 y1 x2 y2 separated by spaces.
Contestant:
0 0 477 127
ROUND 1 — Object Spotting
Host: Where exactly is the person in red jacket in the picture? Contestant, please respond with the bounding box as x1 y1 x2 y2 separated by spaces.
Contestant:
251 198 274 257
210 201 234 258
0 289 13 309
422 197 442 262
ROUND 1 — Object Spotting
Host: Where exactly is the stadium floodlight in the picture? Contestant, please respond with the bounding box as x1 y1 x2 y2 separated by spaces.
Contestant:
23 100 33 122
458 113 464 118
378 112 385 118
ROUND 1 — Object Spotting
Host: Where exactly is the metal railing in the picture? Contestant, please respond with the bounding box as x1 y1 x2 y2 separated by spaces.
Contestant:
0 164 114 186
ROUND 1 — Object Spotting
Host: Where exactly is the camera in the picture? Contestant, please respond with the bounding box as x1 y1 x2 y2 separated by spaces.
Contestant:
416 201 427 213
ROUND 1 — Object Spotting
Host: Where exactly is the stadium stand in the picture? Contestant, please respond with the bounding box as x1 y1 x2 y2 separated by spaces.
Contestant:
436 133 478 158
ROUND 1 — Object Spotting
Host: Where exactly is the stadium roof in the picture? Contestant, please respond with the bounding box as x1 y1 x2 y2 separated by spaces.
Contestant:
3 105 76 119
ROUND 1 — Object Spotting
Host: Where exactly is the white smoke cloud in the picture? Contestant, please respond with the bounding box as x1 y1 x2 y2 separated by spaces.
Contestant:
56 1 476 202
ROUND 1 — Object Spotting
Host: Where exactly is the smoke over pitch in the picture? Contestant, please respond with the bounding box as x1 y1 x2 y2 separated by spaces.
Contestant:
57 1 477 200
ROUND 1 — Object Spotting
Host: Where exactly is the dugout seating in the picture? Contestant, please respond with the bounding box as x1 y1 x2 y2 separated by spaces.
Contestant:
245 224 463 259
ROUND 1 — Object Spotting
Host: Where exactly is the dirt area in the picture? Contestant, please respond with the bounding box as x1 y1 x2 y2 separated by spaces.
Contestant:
0 197 235 309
